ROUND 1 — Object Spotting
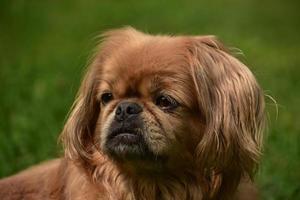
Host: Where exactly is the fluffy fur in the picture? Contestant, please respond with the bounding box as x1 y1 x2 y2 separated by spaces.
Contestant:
0 27 265 200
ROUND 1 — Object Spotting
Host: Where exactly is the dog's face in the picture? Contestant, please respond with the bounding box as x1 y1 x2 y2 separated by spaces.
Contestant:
61 27 265 194
96 38 201 165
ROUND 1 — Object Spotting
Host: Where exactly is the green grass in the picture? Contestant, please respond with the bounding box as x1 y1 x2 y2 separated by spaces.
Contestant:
0 0 299 199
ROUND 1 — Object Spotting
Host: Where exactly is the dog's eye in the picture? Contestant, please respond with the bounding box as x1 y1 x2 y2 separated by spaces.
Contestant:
155 95 178 110
101 92 113 105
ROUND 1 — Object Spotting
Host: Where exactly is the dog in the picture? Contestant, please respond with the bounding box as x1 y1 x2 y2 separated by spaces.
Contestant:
0 27 265 200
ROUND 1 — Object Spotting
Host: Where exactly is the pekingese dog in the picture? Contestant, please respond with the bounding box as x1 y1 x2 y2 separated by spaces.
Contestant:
0 27 265 200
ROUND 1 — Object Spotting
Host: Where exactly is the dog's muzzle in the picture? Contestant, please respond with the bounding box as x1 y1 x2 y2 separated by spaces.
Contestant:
104 101 150 159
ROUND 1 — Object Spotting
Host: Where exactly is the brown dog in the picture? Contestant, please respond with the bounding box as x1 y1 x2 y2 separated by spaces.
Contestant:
0 27 265 200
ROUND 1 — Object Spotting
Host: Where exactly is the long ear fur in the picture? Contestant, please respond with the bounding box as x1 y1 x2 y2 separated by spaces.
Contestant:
60 61 100 164
188 36 266 199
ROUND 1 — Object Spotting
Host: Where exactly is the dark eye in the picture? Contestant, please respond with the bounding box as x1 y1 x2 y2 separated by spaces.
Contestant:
100 92 113 105
155 95 179 110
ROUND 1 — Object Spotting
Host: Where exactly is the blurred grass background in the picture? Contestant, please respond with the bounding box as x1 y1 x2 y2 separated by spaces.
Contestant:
0 0 299 199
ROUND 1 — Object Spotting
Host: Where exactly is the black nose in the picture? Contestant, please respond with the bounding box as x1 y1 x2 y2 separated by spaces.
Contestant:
115 101 143 121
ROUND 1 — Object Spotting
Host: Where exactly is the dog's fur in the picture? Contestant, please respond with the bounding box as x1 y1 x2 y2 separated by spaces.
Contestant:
0 27 265 200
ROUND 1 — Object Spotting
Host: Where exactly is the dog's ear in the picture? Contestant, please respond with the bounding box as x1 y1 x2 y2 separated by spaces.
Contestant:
60 59 100 164
60 27 142 164
188 36 266 199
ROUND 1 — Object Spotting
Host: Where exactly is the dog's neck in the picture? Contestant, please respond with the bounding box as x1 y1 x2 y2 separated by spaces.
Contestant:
89 156 203 200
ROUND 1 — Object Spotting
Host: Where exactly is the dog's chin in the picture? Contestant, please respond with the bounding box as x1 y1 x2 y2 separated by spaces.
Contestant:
104 130 163 162
105 132 147 159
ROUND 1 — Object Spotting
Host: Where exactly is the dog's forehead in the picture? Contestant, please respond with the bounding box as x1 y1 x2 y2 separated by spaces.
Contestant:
101 37 191 97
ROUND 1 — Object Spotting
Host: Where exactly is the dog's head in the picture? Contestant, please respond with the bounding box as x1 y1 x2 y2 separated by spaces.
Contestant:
61 27 265 198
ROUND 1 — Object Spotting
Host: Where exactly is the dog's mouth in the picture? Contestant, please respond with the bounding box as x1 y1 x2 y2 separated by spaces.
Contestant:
105 126 152 160
108 128 142 145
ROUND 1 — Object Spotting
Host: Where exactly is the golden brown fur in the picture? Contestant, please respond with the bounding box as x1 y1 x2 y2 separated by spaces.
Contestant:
0 27 265 200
